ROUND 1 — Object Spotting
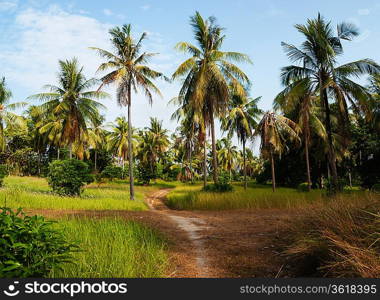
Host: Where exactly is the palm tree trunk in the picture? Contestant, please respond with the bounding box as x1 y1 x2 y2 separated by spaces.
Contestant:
270 150 276 192
57 148 60 160
243 138 247 190
69 143 73 159
304 125 312 191
320 83 338 192
189 148 193 183
210 114 218 184
94 150 97 172
127 86 135 200
203 135 207 188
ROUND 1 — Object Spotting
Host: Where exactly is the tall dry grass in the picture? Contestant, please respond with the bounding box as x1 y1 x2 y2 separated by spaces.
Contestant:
280 194 380 277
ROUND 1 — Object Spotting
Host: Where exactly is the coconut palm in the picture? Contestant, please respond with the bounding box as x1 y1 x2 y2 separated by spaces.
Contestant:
107 116 137 170
222 90 262 188
146 117 170 162
172 11 251 184
91 24 166 200
0 77 27 152
275 78 327 190
28 58 107 158
87 117 106 171
254 112 300 192
281 14 380 191
217 138 239 180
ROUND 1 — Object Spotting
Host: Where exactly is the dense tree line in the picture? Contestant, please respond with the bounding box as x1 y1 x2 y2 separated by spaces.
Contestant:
0 12 379 194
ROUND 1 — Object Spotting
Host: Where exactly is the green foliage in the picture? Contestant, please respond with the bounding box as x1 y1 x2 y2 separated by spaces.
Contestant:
0 207 77 277
297 182 309 192
136 162 155 185
0 165 8 186
202 172 233 192
47 159 94 196
101 165 126 181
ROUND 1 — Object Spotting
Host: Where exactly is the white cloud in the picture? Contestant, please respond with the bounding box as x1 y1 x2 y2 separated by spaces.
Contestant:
358 8 370 16
0 0 17 11
103 8 112 16
141 4 151 11
0 5 180 130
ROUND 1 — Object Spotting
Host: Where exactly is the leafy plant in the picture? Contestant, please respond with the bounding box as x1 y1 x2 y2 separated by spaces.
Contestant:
202 172 233 192
100 165 125 181
297 182 310 192
0 207 77 277
0 165 8 187
47 159 93 196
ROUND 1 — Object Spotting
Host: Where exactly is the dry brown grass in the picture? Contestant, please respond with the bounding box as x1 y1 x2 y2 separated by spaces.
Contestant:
280 194 380 277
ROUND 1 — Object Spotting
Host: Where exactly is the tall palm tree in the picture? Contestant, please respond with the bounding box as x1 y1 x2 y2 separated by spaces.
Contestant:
28 58 107 158
91 24 166 200
0 77 27 152
172 11 251 184
107 116 137 170
254 112 300 192
281 14 380 191
222 90 262 188
275 79 327 190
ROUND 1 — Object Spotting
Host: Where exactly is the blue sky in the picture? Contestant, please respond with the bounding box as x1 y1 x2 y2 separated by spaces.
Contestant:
1 0 379 149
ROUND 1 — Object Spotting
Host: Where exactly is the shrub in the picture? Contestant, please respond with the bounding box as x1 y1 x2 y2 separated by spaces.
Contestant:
202 172 233 192
371 183 380 194
47 159 94 196
0 164 8 187
101 165 125 181
0 207 77 277
136 163 155 185
297 182 309 192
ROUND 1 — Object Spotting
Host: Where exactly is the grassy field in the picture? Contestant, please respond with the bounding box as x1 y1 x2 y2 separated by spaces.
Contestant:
49 217 168 277
166 182 376 210
0 176 173 210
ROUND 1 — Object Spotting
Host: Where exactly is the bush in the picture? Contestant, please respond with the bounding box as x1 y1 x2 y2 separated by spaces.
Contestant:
47 159 94 196
0 207 77 277
101 165 125 181
371 183 380 194
202 172 233 192
297 182 309 192
0 164 8 187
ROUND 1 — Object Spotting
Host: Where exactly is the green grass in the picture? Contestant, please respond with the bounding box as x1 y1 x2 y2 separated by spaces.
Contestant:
166 181 374 210
0 176 172 211
49 217 169 277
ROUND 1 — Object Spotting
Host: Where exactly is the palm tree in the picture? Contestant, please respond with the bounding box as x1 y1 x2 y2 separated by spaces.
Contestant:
92 24 166 200
0 77 27 152
146 117 170 162
275 79 327 190
87 117 106 171
254 112 300 192
172 11 251 184
217 138 239 180
281 14 380 191
222 90 261 188
107 116 137 170
28 58 107 158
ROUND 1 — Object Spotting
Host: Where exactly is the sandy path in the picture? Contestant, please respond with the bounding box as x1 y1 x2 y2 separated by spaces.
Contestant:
146 189 212 277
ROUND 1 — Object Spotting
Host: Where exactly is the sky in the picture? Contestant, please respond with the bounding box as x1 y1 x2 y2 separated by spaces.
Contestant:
1 0 380 151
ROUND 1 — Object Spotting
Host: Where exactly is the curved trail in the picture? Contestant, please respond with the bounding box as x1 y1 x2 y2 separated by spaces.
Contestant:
146 189 211 277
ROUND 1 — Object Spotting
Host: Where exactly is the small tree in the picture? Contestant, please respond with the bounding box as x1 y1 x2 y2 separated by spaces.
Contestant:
47 159 93 196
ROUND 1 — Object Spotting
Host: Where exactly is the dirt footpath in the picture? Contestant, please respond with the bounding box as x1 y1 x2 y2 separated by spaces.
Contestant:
30 189 293 278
